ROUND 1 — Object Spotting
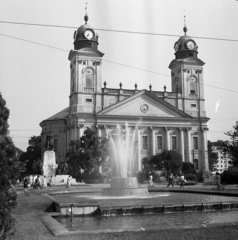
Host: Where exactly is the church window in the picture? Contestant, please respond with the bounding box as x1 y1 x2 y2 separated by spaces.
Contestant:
84 68 94 92
187 70 190 73
172 136 177 150
157 136 162 150
189 76 197 94
193 137 198 150
142 136 148 150
191 104 197 107
83 61 86 65
86 75 93 87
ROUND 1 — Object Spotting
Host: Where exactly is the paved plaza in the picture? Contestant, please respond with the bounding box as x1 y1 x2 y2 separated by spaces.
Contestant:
11 181 238 239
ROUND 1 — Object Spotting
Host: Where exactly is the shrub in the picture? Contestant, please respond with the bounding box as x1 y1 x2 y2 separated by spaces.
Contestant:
221 167 238 184
137 171 146 183
185 173 197 182
196 170 204 182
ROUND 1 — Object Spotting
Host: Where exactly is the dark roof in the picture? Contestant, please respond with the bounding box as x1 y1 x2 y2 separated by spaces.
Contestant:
44 107 69 121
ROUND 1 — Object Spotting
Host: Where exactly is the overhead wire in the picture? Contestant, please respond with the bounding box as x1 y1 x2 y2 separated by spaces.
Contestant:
1 21 237 142
1 20 238 43
1 32 238 95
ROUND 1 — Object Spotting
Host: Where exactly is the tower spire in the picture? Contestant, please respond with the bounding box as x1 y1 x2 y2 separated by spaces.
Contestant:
84 2 89 24
183 15 187 36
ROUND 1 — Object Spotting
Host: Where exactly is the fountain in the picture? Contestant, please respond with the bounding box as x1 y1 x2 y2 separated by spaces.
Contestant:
41 123 238 235
101 123 149 196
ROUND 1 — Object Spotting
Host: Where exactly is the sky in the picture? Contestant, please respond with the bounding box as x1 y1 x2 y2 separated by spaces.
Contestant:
1 0 238 151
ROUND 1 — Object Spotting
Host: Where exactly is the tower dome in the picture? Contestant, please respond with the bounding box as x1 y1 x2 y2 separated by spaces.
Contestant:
173 24 198 59
73 13 99 50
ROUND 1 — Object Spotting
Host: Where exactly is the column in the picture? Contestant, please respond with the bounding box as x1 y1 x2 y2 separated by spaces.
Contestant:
151 127 156 156
165 127 170 150
79 124 84 138
97 128 102 138
66 125 70 152
137 129 142 171
179 128 185 162
186 128 192 163
201 128 209 171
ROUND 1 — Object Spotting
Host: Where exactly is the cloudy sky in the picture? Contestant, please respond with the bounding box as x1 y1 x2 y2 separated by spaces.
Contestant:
1 0 238 151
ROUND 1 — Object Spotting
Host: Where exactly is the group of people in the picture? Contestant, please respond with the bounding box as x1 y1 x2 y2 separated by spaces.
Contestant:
166 173 186 188
148 172 186 188
23 175 53 196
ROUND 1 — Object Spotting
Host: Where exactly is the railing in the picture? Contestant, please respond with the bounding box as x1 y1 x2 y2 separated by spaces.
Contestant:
108 89 119 94
152 91 164 97
84 88 94 93
167 92 177 97
123 90 135 95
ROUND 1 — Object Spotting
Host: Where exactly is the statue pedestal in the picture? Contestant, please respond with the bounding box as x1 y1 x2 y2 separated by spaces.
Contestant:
43 151 58 177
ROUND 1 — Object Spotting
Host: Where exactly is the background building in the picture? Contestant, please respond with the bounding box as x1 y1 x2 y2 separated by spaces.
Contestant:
40 14 210 172
212 143 232 173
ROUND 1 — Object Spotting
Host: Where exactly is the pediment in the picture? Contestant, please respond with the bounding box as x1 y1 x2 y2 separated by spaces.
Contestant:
97 90 192 119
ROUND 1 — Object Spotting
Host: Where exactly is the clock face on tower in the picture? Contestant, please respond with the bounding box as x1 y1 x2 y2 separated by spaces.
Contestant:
84 30 94 40
174 42 179 52
187 41 195 50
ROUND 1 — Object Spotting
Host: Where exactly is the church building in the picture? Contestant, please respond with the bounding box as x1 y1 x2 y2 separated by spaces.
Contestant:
40 13 210 172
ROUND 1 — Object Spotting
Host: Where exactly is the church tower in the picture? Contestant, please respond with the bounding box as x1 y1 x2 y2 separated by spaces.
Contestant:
68 11 104 115
169 23 206 118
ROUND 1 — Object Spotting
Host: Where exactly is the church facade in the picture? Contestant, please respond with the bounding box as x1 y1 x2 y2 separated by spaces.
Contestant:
40 14 210 172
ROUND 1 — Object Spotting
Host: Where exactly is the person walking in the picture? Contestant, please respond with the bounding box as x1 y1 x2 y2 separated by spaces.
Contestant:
166 173 174 188
43 176 47 188
35 176 42 189
149 171 154 187
23 176 30 196
47 176 53 187
66 175 71 188
180 173 185 188
214 172 223 190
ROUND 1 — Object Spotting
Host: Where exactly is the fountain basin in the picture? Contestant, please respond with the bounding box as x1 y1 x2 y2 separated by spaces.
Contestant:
101 177 149 196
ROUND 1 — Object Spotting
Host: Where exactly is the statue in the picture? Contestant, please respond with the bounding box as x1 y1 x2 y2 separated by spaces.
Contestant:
45 131 54 151
56 158 69 175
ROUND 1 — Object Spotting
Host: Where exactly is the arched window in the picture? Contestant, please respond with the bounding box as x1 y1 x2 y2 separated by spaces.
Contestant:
83 68 94 92
189 75 197 94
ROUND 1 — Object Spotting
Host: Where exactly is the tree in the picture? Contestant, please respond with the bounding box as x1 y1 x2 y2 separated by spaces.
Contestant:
66 128 109 181
150 150 183 176
223 122 238 166
0 92 22 239
207 140 218 171
19 135 41 175
181 162 196 174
